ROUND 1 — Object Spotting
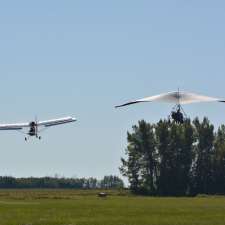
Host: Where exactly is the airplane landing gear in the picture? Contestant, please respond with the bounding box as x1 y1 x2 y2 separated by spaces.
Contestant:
24 136 41 141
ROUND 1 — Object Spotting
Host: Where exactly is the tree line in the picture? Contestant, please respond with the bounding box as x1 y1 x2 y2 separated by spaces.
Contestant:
120 118 225 196
0 175 124 189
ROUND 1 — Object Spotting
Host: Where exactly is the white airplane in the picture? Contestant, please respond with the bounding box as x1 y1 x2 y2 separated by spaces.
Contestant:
0 116 77 141
116 91 225 123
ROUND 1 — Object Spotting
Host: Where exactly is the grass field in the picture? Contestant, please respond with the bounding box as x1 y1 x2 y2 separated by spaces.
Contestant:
0 190 225 225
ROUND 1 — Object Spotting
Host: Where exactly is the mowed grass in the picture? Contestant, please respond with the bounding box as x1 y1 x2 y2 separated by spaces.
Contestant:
0 190 225 225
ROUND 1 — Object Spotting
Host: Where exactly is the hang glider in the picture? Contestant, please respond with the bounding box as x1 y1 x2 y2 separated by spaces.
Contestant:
116 91 225 123
116 91 225 108
0 116 77 141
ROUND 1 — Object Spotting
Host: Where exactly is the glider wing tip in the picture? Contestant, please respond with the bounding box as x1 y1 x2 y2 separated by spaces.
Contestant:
115 102 135 108
115 100 148 108
115 105 124 108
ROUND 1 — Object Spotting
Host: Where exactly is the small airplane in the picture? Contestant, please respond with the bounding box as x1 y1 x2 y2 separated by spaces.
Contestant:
116 91 225 124
0 116 77 141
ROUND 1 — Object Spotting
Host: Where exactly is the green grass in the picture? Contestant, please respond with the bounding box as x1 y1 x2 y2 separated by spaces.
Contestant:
0 190 225 225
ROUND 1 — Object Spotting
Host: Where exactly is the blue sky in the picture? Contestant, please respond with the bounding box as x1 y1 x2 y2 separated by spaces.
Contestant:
0 0 225 179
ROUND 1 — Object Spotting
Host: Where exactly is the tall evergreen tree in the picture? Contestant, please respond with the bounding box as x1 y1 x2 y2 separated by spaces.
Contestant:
176 120 194 195
120 129 143 193
213 125 225 194
120 120 157 194
191 117 215 194
155 119 172 195
138 120 158 194
156 119 194 196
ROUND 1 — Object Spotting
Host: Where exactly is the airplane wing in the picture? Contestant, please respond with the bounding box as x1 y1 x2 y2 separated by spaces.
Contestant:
116 91 225 108
37 117 77 127
0 122 30 130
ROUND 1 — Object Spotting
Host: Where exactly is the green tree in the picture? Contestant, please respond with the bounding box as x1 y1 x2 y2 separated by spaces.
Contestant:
192 117 215 194
155 119 171 195
120 120 157 194
213 125 225 194
156 119 194 196
120 129 144 193
100 176 124 189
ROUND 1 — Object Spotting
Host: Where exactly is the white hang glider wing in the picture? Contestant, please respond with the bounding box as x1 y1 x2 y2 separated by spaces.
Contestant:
116 91 225 108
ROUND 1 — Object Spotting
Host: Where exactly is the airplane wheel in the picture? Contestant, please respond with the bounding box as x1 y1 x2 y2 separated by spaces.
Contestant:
25 137 27 141
39 136 41 140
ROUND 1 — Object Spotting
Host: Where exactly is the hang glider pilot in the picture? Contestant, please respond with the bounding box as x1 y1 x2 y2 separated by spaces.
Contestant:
171 107 184 124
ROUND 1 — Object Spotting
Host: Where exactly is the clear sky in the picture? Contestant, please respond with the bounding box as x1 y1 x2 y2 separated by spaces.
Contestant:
0 0 225 179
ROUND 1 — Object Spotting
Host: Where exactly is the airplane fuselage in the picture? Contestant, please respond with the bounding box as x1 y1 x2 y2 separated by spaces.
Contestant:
28 122 37 136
